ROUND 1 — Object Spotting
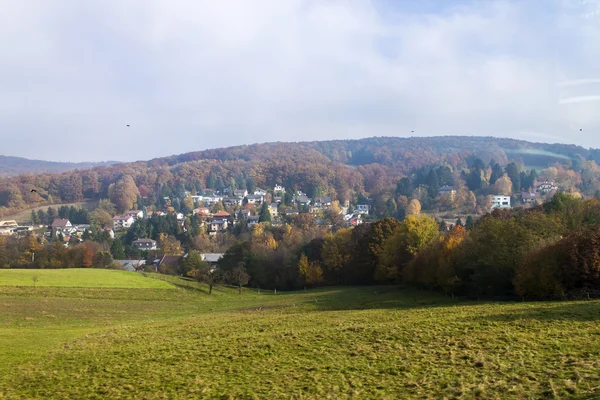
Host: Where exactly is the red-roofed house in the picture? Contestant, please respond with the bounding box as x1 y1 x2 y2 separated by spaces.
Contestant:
212 211 231 219
51 219 72 237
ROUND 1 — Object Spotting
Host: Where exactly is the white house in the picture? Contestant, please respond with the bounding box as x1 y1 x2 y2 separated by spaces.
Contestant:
51 219 72 236
233 189 248 198
274 185 286 194
246 195 264 205
112 215 135 231
132 238 157 250
491 195 511 209
254 188 267 196
534 181 558 193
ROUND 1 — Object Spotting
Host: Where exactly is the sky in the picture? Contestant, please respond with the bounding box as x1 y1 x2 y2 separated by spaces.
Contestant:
1 0 599 162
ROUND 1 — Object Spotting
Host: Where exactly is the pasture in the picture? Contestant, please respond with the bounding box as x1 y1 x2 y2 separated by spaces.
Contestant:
0 269 175 289
0 270 599 399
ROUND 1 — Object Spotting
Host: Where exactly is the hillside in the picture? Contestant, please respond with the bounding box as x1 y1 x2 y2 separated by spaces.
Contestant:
0 155 119 177
0 136 596 217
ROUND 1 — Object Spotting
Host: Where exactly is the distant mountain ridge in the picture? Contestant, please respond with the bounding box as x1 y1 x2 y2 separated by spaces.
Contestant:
0 155 120 177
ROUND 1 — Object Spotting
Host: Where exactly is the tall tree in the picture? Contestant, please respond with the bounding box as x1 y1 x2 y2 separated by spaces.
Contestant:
406 199 421 216
489 163 504 185
505 163 521 192
109 175 140 213
110 240 126 260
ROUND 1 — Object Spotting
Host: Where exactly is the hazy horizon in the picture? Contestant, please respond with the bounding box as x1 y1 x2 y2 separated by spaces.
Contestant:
1 0 599 162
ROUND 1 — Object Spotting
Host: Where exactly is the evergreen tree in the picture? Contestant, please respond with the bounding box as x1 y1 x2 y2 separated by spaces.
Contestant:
37 209 47 225
490 163 504 185
505 163 521 192
455 218 464 227
31 210 39 225
465 215 474 230
396 177 413 197
207 171 216 189
110 240 126 260
426 169 440 198
47 207 57 223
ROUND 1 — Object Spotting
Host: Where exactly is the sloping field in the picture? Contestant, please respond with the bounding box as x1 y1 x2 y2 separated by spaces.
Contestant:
0 277 598 399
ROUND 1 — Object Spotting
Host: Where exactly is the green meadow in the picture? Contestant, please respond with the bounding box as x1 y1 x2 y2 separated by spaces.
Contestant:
0 269 599 399
0 269 174 288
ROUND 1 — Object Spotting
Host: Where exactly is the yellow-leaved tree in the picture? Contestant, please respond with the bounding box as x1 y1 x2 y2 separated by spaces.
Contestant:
297 253 323 288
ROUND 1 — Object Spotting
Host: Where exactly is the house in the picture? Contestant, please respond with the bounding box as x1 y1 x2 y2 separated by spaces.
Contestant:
349 217 363 226
246 194 264 205
285 209 299 216
112 215 134 231
212 211 231 220
51 219 72 236
313 196 332 208
293 195 311 206
234 189 248 198
193 207 211 216
354 205 370 215
104 227 115 239
200 253 224 267
155 255 183 272
176 213 185 220
274 185 286 194
125 210 144 219
115 259 146 272
296 190 307 197
521 192 542 203
254 188 267 196
0 220 18 229
210 219 228 233
268 203 279 217
534 181 558 193
223 197 242 207
132 238 158 250
247 215 260 227
491 195 511 209
147 211 166 217
439 185 457 200
273 196 283 204
202 195 224 205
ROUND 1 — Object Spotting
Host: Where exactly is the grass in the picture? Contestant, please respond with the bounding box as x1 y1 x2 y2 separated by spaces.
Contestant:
2 200 97 224
0 275 599 399
0 269 175 289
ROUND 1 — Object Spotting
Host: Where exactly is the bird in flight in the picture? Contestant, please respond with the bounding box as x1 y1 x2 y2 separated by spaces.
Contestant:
31 189 37 193
127 124 130 127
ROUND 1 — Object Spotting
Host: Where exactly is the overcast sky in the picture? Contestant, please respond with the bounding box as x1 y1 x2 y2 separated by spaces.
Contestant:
1 0 599 162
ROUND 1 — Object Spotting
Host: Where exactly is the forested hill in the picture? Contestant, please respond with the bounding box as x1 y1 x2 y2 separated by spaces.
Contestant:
0 155 119 177
159 136 593 170
0 136 597 217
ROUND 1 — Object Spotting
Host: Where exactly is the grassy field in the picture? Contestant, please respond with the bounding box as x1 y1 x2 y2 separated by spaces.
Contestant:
0 271 599 399
3 200 97 223
0 269 175 289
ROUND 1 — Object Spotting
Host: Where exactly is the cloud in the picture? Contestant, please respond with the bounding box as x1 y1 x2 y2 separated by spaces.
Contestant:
0 0 599 162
